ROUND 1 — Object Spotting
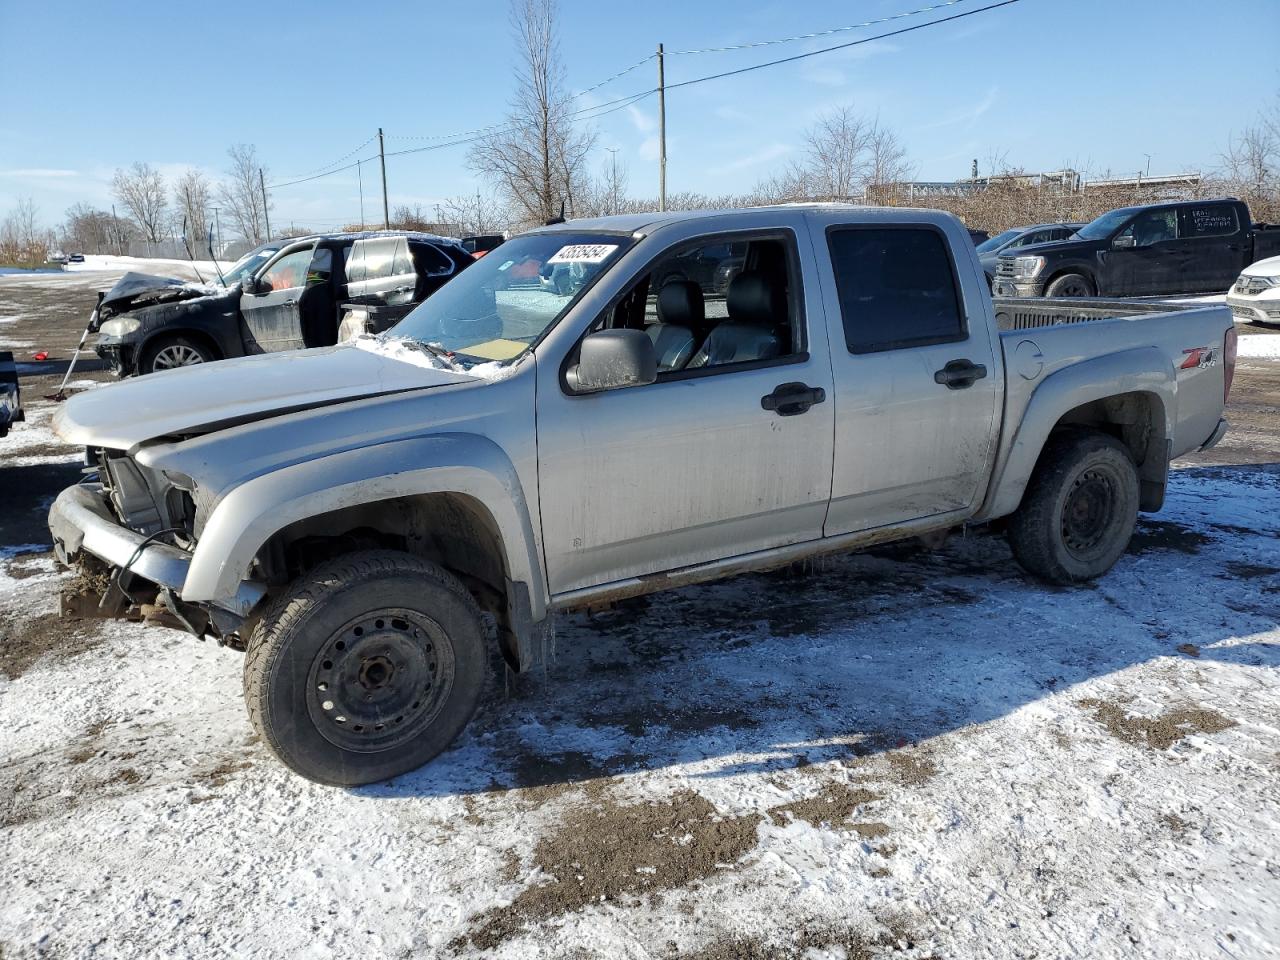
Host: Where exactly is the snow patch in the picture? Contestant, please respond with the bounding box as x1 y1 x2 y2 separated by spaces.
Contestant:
1238 334 1280 359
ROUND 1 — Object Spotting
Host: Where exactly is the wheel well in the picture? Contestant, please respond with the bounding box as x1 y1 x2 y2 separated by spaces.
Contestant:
1042 391 1167 510
255 493 521 667
140 328 222 362
1043 266 1095 291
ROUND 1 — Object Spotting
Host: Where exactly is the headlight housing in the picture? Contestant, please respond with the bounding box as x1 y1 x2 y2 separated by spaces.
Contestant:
1013 256 1046 280
99 316 142 337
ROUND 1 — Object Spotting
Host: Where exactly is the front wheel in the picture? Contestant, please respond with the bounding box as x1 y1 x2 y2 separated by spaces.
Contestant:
1007 431 1139 584
243 550 489 785
1044 272 1095 298
140 334 215 374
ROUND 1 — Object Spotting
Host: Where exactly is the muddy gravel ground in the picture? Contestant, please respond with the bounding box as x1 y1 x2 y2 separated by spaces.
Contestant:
1 270 1278 959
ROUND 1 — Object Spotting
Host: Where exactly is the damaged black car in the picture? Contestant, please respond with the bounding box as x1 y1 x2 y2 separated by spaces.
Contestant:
93 232 474 376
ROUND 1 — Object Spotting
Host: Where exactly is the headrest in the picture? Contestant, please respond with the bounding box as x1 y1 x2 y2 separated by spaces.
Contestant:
727 272 785 326
656 279 704 328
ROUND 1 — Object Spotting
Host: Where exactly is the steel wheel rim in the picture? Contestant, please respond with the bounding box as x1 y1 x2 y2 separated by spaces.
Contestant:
1061 467 1119 560
1060 279 1089 297
306 608 456 753
152 344 205 369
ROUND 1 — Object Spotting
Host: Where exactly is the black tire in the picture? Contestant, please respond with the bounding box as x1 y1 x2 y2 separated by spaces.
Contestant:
1007 430 1139 584
1044 272 1095 298
139 334 216 374
243 550 489 786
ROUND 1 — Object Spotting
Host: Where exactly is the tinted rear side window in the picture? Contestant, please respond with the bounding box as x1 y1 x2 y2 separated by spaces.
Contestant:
391 238 412 277
1182 205 1239 238
410 241 455 277
828 227 964 354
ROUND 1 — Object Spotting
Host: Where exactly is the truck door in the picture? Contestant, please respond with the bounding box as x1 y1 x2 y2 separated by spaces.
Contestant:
1106 208 1181 295
238 245 314 353
815 220 1002 537
535 225 836 596
1178 203 1245 292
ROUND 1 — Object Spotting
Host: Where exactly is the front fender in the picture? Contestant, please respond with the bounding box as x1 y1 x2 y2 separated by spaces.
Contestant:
181 433 545 621
977 346 1174 521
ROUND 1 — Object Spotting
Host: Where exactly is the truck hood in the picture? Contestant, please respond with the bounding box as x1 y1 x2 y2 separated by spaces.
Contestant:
53 341 478 450
99 271 223 320
999 238 1095 260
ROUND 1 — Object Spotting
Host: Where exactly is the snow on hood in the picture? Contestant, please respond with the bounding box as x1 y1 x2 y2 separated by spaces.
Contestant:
53 342 478 450
1242 255 1280 279
99 271 222 319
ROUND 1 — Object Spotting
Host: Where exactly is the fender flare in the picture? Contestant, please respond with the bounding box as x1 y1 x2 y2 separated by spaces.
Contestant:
977 347 1174 521
181 434 546 623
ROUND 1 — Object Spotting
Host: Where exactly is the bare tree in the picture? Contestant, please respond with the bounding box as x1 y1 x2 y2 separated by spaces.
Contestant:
438 191 510 235
63 202 127 255
218 144 271 242
173 168 212 242
0 198 48 266
111 162 168 243
468 0 596 227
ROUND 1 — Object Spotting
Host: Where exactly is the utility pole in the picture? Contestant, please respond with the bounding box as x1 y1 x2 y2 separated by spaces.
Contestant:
259 168 271 240
357 160 365 228
111 204 122 255
378 127 390 229
657 43 667 212
606 147 620 215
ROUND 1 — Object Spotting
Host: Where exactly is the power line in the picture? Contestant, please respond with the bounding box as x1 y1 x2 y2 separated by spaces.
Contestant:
667 0 978 55
663 0 1023 93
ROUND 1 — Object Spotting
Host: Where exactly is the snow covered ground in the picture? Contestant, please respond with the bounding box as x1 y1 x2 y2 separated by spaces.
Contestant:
62 254 230 283
1 403 1278 959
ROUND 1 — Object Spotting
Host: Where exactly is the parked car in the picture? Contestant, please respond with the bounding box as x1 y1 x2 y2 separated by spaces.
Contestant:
1226 254 1280 325
460 234 506 258
67 253 85 264
0 351 22 438
976 222 1085 287
92 232 474 376
48 205 1233 785
992 198 1280 298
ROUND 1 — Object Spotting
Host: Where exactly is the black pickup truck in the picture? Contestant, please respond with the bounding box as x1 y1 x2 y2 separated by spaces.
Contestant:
992 198 1280 298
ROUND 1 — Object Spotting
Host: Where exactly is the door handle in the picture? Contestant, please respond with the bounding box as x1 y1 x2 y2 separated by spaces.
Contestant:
761 381 826 416
283 299 296 306
934 359 988 389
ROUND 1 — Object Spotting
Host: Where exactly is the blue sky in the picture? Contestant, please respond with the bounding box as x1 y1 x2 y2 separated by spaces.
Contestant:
1 0 1277 233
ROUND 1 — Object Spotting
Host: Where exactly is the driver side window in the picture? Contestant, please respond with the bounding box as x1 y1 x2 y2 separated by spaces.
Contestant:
1118 210 1178 248
260 248 315 291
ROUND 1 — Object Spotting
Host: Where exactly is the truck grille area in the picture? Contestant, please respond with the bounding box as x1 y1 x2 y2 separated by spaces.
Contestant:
95 447 195 543
995 257 1018 281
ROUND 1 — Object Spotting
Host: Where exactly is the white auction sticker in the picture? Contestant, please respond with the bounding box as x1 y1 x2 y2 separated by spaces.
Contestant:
547 243 618 264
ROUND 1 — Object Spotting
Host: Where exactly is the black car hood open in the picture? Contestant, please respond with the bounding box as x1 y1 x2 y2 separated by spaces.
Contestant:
99 272 221 320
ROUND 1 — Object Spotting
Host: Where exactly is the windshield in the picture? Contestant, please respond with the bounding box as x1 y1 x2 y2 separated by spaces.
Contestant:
975 229 1022 254
1074 208 1137 241
388 231 631 364
219 244 281 286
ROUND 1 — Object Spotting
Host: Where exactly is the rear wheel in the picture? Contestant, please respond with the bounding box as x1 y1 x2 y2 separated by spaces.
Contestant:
1044 272 1095 298
140 334 215 374
243 550 489 785
1007 431 1139 584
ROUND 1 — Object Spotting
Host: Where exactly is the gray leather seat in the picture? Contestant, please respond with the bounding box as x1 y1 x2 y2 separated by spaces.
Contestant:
645 280 706 371
686 272 783 368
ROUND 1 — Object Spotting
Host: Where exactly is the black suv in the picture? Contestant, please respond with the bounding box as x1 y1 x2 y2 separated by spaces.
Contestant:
93 232 473 376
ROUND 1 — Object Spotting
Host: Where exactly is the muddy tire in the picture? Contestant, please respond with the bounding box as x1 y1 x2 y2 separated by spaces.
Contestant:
1007 430 1139 584
139 334 215 374
1044 272 1095 298
243 550 489 786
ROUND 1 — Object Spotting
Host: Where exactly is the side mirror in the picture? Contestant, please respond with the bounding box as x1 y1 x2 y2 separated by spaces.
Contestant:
241 275 262 295
1112 234 1136 250
567 329 657 393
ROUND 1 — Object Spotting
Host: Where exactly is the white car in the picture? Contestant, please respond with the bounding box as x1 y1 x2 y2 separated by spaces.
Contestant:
1227 254 1280 325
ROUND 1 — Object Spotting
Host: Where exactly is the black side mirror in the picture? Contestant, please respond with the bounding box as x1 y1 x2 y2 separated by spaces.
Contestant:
567 329 657 393
241 275 262 295
1112 234 1136 250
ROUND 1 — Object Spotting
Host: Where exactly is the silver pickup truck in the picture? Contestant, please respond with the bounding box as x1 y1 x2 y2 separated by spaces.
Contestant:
47 205 1234 785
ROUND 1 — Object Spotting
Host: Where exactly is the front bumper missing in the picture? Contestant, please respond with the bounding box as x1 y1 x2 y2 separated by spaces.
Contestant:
48 483 266 619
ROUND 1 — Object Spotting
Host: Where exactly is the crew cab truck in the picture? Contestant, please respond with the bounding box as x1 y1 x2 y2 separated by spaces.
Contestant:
47 205 1234 786
993 198 1280 299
